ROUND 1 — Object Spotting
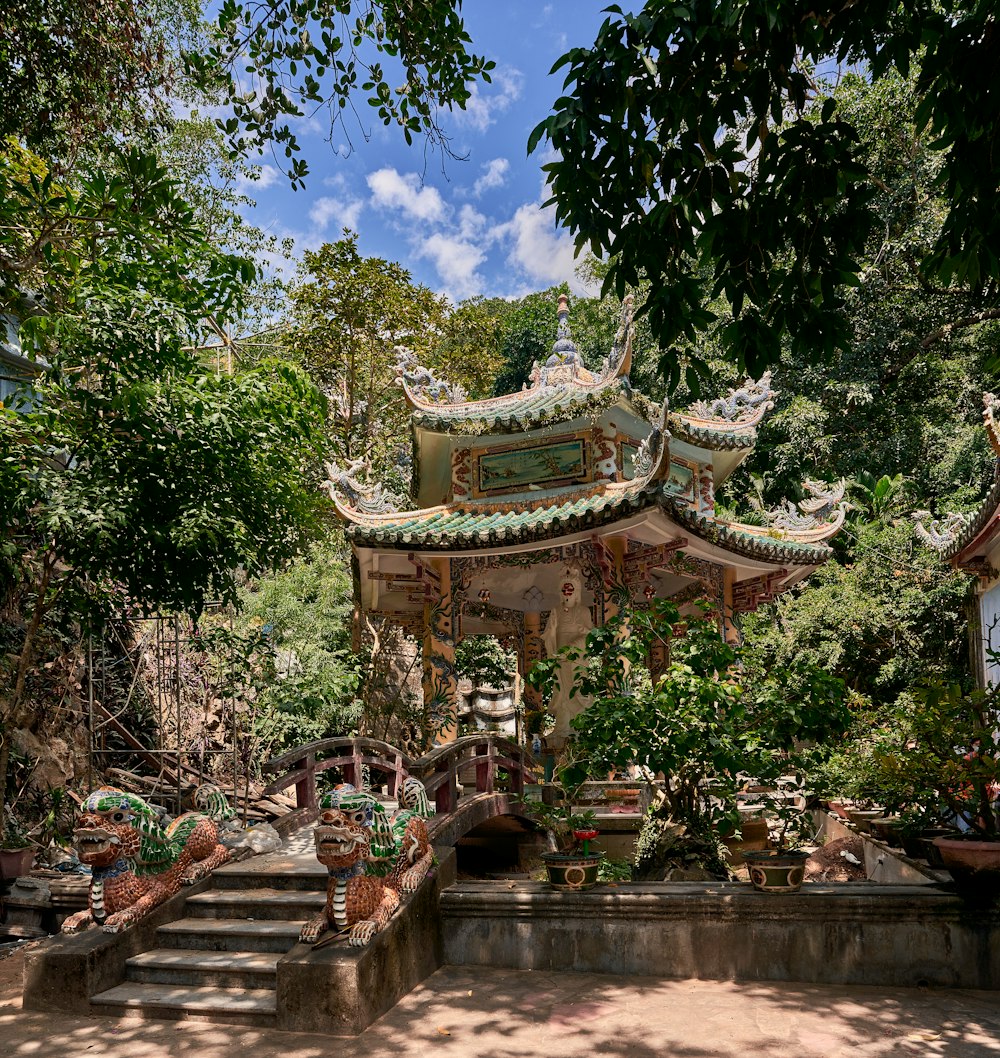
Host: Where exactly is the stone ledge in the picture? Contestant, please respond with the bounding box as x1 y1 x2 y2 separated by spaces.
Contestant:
441 881 1000 989
274 846 457 1035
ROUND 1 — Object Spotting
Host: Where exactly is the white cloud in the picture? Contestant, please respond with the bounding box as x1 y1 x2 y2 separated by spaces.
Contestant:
457 67 524 133
493 200 594 295
234 164 280 194
367 167 447 223
457 204 488 241
473 157 510 197
309 194 363 233
418 234 487 302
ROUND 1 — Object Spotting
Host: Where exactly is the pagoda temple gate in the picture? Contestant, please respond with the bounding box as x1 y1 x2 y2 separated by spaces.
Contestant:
326 296 846 743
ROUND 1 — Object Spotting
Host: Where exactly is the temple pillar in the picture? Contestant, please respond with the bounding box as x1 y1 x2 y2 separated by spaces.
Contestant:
522 610 544 721
722 567 741 646
601 534 628 622
422 557 458 743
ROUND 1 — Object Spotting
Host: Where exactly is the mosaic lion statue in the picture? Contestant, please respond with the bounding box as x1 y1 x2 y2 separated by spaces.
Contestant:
299 777 433 947
62 786 231 934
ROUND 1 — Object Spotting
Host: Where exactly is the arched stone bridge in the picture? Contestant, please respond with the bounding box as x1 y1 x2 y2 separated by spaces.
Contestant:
261 733 540 846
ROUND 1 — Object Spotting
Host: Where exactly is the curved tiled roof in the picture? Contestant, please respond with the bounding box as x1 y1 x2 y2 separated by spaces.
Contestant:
942 474 1000 561
411 379 629 433
344 483 831 565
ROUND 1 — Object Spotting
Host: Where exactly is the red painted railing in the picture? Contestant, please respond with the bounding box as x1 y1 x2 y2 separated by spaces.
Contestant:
262 733 535 821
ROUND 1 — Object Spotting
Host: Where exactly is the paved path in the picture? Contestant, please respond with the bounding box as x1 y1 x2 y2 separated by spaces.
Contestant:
3 946 999 1058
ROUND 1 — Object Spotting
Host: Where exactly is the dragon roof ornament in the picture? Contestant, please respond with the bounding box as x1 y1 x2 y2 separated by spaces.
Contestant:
685 372 777 428
394 346 467 407
324 457 403 518
984 392 1000 459
734 478 849 543
912 510 970 551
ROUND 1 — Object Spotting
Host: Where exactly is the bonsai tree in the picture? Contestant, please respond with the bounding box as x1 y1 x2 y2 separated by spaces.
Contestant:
522 750 598 853
889 682 1000 840
529 599 849 876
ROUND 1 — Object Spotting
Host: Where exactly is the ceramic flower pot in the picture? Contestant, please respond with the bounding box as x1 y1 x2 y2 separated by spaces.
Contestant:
541 851 603 891
743 849 810 893
916 828 961 867
933 836 1000 896
870 816 904 846
845 808 884 834
0 847 34 880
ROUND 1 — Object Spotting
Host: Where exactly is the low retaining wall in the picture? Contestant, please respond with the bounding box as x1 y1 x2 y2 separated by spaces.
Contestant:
275 846 457 1034
441 880 1000 990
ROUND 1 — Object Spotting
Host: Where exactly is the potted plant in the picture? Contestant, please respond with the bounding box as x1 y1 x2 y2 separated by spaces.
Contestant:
522 757 603 891
741 794 814 893
892 682 1000 895
528 598 850 885
0 813 35 881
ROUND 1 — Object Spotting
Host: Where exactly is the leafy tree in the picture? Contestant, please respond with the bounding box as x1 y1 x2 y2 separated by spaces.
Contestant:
430 296 508 401
156 115 294 335
188 0 495 187
488 286 616 396
454 635 515 690
534 1 1000 377
285 232 448 491
0 144 326 815
231 539 364 753
0 0 193 159
530 600 848 875
740 520 971 711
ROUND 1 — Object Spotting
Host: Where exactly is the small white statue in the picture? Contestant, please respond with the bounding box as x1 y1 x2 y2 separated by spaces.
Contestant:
542 567 594 745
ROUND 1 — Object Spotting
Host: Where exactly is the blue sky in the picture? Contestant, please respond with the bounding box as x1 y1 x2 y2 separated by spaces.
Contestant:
233 2 622 305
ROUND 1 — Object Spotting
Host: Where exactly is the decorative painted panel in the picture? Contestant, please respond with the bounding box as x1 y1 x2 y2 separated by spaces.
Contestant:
665 458 698 503
473 435 591 496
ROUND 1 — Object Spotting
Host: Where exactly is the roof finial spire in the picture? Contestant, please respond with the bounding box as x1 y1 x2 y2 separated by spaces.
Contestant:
549 293 581 363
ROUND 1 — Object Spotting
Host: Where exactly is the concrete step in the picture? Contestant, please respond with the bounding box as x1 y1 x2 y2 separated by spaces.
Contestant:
212 866 327 892
157 917 305 953
91 981 276 1026
185 887 327 920
125 948 281 989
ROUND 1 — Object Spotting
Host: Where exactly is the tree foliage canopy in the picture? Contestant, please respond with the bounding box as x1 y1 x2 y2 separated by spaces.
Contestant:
534 1 1000 378
188 0 495 186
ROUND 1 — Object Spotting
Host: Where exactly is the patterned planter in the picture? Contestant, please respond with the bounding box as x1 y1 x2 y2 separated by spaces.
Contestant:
541 851 603 891
743 849 810 893
0 847 34 880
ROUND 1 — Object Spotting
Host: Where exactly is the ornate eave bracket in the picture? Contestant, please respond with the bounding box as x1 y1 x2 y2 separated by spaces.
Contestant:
394 346 467 408
324 458 402 520
912 510 970 551
684 371 778 430
598 293 635 383
631 397 672 487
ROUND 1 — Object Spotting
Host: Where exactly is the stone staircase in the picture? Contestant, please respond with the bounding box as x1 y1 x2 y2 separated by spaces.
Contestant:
88 860 327 1026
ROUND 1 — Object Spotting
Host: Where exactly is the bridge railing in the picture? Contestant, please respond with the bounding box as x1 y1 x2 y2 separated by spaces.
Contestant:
262 733 537 820
409 734 537 815
262 737 413 817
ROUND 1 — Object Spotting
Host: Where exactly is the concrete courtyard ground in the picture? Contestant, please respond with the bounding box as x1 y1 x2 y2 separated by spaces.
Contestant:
3 945 999 1058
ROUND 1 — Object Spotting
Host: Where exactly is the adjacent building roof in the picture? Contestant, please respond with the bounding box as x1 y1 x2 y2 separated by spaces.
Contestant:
915 394 1000 568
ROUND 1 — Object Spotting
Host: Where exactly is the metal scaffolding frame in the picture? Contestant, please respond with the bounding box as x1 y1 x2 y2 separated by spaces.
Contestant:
85 607 240 816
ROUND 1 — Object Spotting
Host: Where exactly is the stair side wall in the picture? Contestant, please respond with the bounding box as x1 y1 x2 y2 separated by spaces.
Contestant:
275 846 457 1035
21 876 215 1014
